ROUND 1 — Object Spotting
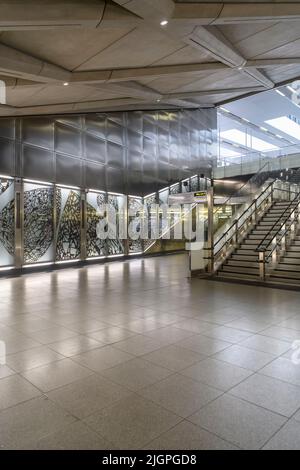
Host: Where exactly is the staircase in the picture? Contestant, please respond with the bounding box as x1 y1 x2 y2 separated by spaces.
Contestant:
268 233 300 286
216 200 298 282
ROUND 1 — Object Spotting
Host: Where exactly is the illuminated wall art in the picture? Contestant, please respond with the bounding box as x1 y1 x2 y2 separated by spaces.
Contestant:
190 176 199 191
86 191 107 258
0 177 14 266
128 195 143 253
107 193 125 255
23 182 54 264
56 187 81 260
143 193 157 252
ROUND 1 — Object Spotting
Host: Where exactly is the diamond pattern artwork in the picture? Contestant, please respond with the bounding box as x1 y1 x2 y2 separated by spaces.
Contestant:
56 188 81 260
87 192 106 258
23 184 54 263
0 177 15 266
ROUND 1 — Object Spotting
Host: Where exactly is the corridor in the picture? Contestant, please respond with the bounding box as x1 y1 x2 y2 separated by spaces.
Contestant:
0 254 300 449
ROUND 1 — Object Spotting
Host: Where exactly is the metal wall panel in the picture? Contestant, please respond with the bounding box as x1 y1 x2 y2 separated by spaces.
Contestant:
22 117 54 149
0 108 217 196
22 145 54 180
56 153 82 187
55 122 82 157
0 118 15 140
84 133 106 164
0 138 15 175
85 161 106 190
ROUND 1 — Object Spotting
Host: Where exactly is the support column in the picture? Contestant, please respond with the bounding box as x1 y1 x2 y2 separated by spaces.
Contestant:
207 183 214 274
14 179 23 269
80 190 87 261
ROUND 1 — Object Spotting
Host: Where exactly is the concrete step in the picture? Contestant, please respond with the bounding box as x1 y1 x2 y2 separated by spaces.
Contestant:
281 257 300 264
268 276 300 286
243 239 263 245
231 254 258 262
285 252 300 258
226 259 259 268
221 265 259 274
288 246 300 252
271 269 300 279
239 244 259 251
217 271 259 281
275 263 300 272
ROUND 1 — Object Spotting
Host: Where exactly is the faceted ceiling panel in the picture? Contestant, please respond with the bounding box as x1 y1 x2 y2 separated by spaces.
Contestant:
0 0 300 116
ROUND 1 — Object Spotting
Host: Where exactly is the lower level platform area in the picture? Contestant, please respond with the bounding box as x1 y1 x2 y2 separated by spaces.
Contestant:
0 253 300 450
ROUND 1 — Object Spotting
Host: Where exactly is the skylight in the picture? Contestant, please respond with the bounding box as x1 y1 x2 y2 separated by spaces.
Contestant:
265 116 300 141
220 129 278 152
219 146 240 158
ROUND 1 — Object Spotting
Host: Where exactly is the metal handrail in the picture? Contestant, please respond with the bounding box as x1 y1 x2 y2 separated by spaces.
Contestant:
212 161 271 218
214 179 274 256
266 207 300 265
258 194 300 280
256 189 300 253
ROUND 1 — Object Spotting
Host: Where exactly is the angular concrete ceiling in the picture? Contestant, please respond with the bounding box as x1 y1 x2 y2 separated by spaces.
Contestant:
1 0 300 116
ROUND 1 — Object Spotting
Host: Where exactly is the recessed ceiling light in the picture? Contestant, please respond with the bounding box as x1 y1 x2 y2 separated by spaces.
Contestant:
238 66 243 71
287 85 296 94
156 98 161 102
276 89 285 97
63 82 69 86
160 20 168 26
219 106 230 113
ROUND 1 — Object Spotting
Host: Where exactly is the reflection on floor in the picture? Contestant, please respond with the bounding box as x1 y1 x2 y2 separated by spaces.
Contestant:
1 253 300 449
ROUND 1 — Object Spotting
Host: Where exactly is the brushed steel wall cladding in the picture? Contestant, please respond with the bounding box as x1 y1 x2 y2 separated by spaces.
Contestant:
0 108 216 196
107 167 125 194
106 119 124 146
143 136 156 156
158 161 171 183
84 133 106 164
22 118 54 149
107 141 124 169
127 129 142 153
127 111 143 133
85 115 106 139
22 145 54 181
0 118 15 140
158 144 169 163
55 122 82 157
0 138 15 175
143 120 156 140
56 115 83 129
56 153 82 187
127 150 142 173
86 161 106 190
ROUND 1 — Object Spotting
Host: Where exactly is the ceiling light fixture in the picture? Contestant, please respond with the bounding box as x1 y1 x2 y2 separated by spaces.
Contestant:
276 89 285 97
63 82 69 86
219 106 230 113
287 85 296 94
160 20 168 26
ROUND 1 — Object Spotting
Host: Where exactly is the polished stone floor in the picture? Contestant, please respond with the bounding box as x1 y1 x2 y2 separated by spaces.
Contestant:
1 253 300 449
